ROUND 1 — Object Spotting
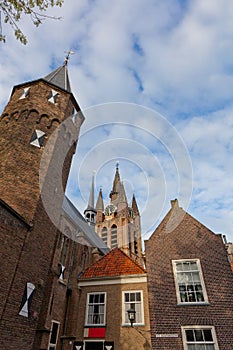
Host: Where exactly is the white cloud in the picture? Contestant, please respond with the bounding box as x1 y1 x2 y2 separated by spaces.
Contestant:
0 0 233 242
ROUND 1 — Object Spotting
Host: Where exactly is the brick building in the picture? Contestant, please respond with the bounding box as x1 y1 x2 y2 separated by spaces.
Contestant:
0 60 107 350
145 199 233 350
75 248 151 350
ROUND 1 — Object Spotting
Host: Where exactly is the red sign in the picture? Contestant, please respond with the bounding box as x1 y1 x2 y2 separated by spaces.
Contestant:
88 328 106 338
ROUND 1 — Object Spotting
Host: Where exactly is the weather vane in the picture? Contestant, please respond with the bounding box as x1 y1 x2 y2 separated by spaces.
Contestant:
64 50 75 64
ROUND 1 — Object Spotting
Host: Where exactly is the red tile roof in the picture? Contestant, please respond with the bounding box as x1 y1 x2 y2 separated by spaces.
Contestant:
231 262 233 272
80 248 146 279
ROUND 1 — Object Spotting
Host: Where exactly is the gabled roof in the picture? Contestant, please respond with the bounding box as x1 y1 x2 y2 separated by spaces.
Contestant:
80 248 146 279
43 62 71 92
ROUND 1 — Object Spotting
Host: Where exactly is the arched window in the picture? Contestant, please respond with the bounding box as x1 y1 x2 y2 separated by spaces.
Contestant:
111 225 118 248
102 227 108 245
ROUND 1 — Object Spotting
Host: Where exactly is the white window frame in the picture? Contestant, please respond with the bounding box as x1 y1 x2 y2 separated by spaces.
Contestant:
48 320 60 350
122 290 144 326
85 292 106 326
172 259 208 305
181 326 219 350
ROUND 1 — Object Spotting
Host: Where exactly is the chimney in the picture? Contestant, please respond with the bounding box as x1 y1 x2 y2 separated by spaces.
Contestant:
92 248 101 263
170 198 179 208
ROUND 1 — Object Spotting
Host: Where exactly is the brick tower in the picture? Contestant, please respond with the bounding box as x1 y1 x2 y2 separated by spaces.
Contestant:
0 58 84 349
89 164 143 265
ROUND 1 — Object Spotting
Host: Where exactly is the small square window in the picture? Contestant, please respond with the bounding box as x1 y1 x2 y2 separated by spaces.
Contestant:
182 326 218 350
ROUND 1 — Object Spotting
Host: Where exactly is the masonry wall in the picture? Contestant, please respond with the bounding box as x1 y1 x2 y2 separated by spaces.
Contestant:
145 204 233 350
0 76 84 350
76 280 151 350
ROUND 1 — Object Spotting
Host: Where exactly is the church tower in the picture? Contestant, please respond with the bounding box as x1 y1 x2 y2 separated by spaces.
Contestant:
0 57 84 349
94 164 143 265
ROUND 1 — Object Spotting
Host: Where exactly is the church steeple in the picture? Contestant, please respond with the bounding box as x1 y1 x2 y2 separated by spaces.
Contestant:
84 173 97 225
94 164 143 266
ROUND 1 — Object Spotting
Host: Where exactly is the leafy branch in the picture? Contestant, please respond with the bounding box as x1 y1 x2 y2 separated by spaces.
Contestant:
0 0 64 44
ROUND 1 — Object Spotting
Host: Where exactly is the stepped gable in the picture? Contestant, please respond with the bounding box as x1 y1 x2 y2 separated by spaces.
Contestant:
80 248 146 279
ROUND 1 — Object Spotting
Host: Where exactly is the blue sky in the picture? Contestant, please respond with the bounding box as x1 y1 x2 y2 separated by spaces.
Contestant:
0 0 233 242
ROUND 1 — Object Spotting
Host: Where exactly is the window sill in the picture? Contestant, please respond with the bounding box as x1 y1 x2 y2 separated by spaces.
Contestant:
84 325 106 328
122 324 145 327
177 302 209 306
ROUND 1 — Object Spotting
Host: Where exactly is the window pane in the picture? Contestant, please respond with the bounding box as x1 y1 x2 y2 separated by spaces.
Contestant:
183 262 191 271
176 262 183 271
100 294 105 303
136 292 141 301
195 345 205 350
187 345 196 350
125 293 129 302
130 293 136 302
192 272 201 282
194 330 204 341
50 322 59 344
205 345 215 350
203 330 213 341
186 330 194 341
189 261 198 270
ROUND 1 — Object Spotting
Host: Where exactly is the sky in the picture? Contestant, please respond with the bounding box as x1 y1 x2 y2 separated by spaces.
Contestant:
0 0 233 242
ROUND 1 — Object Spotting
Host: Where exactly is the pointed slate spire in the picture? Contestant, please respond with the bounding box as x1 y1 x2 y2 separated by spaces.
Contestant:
84 173 96 225
132 194 139 216
96 187 104 212
85 173 96 212
109 162 120 201
116 181 128 204
43 57 71 92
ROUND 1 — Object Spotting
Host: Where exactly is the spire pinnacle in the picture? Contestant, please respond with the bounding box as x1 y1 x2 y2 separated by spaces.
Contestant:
110 162 121 201
96 187 104 212
64 50 75 65
84 172 97 225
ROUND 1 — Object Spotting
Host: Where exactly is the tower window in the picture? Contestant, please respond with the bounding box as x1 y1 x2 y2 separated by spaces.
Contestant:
111 225 118 248
102 227 107 245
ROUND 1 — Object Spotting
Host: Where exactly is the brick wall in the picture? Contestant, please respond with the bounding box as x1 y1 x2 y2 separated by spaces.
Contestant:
145 203 233 350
